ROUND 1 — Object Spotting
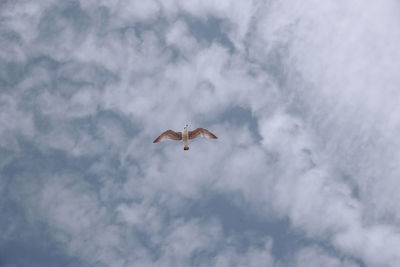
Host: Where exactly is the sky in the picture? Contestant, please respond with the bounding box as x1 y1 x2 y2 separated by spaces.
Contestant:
1 0 400 266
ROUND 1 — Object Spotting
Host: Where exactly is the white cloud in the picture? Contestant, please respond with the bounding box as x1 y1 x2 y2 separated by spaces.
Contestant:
0 94 34 149
213 238 275 267
2 0 400 266
253 0 400 265
166 19 199 56
294 246 359 267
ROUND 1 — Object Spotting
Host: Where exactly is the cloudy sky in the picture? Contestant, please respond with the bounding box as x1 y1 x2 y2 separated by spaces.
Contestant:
1 0 400 266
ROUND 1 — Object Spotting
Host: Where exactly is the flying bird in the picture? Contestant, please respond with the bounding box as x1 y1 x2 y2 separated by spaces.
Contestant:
153 125 217 150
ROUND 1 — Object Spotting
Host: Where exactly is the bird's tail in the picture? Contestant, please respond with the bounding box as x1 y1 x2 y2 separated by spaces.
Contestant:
184 146 189 150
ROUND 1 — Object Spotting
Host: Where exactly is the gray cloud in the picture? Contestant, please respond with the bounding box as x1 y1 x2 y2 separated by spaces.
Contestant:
1 0 399 266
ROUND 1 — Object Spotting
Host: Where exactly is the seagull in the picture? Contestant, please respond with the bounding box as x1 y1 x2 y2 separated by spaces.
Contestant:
153 125 217 150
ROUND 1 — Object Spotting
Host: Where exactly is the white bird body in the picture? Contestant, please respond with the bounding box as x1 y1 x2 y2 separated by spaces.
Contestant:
153 125 217 150
182 126 189 150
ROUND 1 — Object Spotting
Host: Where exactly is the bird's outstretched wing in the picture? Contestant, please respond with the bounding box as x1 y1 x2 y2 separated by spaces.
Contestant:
153 130 182 143
189 128 218 140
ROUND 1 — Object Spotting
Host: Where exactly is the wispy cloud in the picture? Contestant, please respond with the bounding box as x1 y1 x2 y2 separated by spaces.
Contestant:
1 0 400 266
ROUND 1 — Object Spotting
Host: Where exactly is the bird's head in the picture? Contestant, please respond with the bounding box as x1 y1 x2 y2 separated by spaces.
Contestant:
184 124 188 130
